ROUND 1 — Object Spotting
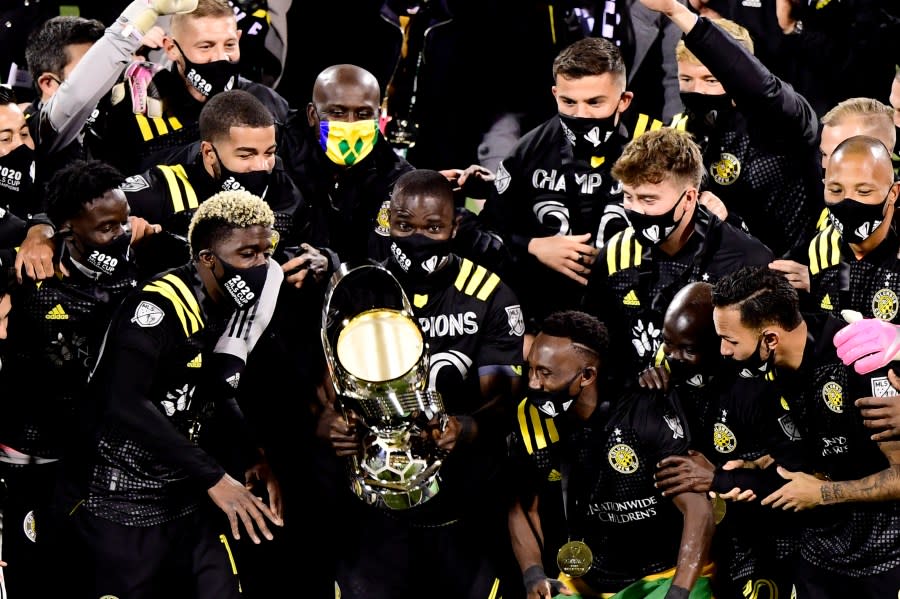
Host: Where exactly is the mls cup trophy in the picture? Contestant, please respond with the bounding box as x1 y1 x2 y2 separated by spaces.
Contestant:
321 263 447 510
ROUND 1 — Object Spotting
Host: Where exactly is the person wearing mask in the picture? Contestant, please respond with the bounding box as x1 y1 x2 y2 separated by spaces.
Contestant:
478 36 654 341
508 309 714 599
711 266 900 597
319 168 524 599
85 0 292 177
583 127 772 377
58 189 284 598
121 88 327 280
23 14 105 188
0 160 144 597
644 282 800 599
0 85 36 223
14 0 199 283
283 63 499 272
641 0 819 259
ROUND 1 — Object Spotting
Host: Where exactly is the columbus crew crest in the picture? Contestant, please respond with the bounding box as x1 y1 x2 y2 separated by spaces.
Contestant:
710 153 741 186
375 200 391 236
608 443 639 474
872 288 899 321
713 422 737 453
822 381 843 413
23 510 36 542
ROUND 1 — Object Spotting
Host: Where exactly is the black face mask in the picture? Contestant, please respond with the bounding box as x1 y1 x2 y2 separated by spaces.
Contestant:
0 143 36 211
528 372 582 417
215 255 268 310
732 335 773 379
558 112 617 159
389 234 452 279
680 92 733 130
667 358 709 388
211 147 271 198
625 190 688 246
827 193 890 244
174 40 240 98
75 232 133 277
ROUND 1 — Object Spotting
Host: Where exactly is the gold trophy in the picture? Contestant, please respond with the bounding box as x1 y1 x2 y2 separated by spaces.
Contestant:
321 263 447 510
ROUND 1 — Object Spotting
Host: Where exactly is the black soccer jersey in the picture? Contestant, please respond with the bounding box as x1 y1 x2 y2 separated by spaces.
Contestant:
384 255 524 525
122 152 313 277
0 247 138 459
397 255 524 414
585 206 773 376
767 313 900 576
85 67 290 176
479 113 667 329
808 226 900 325
76 264 231 527
509 387 689 592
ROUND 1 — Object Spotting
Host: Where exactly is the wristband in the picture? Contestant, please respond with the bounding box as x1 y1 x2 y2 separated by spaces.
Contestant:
665 585 691 599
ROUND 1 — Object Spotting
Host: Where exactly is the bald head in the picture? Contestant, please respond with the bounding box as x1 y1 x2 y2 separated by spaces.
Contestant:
662 282 718 369
307 64 382 130
831 134 893 169
312 64 381 107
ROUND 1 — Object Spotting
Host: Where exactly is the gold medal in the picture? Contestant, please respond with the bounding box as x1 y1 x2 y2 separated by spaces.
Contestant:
711 493 727 525
556 540 593 577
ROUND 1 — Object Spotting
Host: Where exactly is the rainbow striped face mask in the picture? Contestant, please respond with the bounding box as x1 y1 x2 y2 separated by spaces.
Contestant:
318 119 378 166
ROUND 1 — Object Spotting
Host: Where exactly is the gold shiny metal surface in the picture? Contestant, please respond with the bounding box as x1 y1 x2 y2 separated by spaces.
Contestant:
336 309 423 383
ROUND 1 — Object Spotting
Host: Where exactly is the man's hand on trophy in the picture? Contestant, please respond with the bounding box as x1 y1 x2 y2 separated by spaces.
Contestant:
208 473 283 544
429 414 476 451
317 404 363 457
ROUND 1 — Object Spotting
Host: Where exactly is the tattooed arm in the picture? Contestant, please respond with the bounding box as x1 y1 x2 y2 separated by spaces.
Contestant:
762 441 900 510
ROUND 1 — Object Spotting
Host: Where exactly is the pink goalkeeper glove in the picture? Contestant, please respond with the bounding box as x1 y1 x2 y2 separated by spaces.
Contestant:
834 310 900 374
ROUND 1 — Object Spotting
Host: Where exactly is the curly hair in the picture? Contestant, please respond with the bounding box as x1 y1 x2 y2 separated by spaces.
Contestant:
46 160 125 228
188 190 274 258
612 128 704 188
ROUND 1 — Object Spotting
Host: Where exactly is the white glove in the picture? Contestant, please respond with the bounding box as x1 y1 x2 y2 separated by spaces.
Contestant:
120 0 199 35
834 310 900 374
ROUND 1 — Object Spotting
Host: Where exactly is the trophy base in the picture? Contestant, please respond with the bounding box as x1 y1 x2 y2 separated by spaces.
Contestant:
350 474 441 510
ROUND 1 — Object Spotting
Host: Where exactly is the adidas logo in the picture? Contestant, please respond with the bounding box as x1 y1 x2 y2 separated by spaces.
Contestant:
187 353 202 368
548 469 562 482
623 290 641 306
820 294 833 311
226 373 240 389
45 304 68 320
